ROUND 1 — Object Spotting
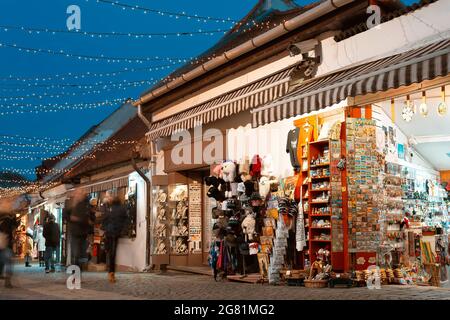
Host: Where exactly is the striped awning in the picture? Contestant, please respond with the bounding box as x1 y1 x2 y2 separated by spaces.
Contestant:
146 66 296 140
252 38 450 127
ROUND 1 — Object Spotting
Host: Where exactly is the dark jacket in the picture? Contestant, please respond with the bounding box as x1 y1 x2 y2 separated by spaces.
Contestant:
101 203 128 238
0 216 19 249
67 198 90 238
43 221 60 247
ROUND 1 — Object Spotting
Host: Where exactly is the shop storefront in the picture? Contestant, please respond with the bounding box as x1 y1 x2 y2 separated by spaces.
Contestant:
146 36 450 288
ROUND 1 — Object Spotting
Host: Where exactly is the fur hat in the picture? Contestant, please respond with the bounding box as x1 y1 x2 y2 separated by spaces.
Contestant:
244 180 255 197
222 161 236 183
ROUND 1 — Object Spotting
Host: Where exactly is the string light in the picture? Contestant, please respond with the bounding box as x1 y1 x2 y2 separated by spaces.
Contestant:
0 41 191 64
0 78 159 91
0 24 228 39
90 0 239 24
0 80 160 102
0 63 177 82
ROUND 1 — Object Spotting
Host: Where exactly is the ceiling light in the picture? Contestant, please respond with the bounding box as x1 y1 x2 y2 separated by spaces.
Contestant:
437 86 448 116
419 91 428 117
402 95 414 122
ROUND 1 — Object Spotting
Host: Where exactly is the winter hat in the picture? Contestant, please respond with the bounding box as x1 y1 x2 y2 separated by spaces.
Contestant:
258 176 271 199
244 180 255 197
222 161 236 183
250 155 262 178
212 163 223 178
261 155 275 177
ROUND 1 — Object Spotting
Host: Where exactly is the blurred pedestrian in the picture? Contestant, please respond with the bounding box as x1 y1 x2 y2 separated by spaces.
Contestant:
35 224 46 267
43 215 60 273
101 195 127 283
66 189 90 269
0 215 19 288
24 228 34 267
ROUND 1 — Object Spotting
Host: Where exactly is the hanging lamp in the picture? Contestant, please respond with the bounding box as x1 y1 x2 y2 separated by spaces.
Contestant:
419 91 428 117
437 86 448 116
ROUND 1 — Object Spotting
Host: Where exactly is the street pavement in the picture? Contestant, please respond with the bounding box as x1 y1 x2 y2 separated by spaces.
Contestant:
1 263 450 300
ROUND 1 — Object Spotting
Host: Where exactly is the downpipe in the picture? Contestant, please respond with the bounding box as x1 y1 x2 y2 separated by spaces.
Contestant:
136 104 157 271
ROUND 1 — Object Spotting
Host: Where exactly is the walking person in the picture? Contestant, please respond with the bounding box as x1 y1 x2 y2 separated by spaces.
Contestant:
0 215 19 288
24 228 34 267
35 225 46 267
66 190 90 269
43 215 60 273
101 196 128 283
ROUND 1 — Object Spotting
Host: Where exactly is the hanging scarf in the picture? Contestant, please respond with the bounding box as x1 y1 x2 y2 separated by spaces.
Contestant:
296 200 307 251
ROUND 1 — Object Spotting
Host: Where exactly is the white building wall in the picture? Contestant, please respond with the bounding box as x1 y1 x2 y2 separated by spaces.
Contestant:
115 172 147 271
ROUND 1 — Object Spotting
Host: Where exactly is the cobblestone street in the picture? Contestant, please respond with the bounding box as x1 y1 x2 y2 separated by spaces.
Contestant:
0 264 450 300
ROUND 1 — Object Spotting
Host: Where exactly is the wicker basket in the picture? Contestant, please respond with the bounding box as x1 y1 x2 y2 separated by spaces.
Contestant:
304 279 328 288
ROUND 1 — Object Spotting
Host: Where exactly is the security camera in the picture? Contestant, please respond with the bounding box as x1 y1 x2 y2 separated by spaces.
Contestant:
288 39 319 57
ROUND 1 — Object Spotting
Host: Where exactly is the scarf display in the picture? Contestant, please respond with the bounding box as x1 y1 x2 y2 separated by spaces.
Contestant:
296 200 307 251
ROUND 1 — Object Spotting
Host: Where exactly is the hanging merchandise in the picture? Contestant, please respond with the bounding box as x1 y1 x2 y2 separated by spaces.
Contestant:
295 200 306 251
286 127 300 171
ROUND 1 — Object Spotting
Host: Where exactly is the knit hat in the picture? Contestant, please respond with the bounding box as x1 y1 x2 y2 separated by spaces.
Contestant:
250 155 262 178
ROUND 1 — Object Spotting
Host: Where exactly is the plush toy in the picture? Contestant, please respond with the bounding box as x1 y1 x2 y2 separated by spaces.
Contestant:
222 161 237 198
222 161 236 182
239 157 250 177
244 180 255 197
205 176 226 201
261 155 275 177
259 176 271 199
212 162 223 178
250 155 262 179
241 212 256 241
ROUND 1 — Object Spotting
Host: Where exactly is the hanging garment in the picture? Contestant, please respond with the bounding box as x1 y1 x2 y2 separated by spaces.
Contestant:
296 201 307 251
286 128 300 171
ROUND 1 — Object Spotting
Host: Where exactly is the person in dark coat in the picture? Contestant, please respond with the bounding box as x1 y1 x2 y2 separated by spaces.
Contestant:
0 215 19 288
101 196 128 283
43 215 60 273
66 191 90 269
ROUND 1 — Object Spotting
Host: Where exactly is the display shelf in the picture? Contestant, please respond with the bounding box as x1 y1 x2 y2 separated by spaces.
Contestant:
310 163 330 168
311 176 330 180
308 139 333 269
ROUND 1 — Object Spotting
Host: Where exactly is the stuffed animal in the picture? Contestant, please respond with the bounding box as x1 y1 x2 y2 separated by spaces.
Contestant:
205 176 226 201
222 161 237 198
244 180 255 197
261 155 275 177
250 155 262 179
241 212 256 241
212 163 223 178
259 176 271 199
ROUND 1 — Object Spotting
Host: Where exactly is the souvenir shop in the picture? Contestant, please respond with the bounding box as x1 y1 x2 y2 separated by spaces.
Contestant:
194 93 449 287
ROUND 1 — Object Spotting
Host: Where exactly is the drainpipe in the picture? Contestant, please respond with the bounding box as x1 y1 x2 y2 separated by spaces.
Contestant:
131 152 152 269
135 104 157 270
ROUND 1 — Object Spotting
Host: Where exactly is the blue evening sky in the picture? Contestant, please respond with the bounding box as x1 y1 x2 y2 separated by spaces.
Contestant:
0 0 418 180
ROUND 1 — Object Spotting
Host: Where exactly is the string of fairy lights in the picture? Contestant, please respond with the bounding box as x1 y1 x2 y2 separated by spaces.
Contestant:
0 1 286 195
0 63 177 82
0 24 229 39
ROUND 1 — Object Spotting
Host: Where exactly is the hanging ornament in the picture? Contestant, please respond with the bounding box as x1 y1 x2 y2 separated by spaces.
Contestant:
437 86 448 116
419 91 428 117
401 95 414 122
